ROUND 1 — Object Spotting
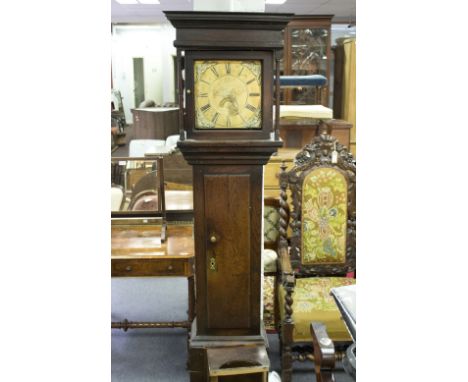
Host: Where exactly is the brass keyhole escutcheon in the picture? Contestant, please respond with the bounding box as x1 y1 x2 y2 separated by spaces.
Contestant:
209 257 216 271
209 233 218 271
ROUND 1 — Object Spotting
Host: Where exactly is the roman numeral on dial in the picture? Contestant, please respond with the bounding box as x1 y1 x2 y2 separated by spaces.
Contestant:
246 78 256 85
249 92 260 97
211 112 220 125
199 92 208 97
225 63 231 74
245 104 257 113
201 104 211 112
210 66 219 77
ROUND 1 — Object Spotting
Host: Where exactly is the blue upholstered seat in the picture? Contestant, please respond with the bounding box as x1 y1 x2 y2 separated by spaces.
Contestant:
279 74 327 87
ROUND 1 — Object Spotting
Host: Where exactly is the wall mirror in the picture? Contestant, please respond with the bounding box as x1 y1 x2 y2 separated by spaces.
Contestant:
111 156 193 219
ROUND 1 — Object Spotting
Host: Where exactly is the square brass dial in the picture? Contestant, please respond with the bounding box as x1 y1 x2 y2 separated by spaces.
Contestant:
194 60 262 129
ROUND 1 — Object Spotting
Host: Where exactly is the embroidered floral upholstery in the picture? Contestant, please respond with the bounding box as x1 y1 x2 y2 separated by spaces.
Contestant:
302 168 348 265
264 205 280 244
278 277 355 341
263 276 276 331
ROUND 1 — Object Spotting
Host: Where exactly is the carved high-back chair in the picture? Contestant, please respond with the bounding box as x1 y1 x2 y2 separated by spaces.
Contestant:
277 127 356 382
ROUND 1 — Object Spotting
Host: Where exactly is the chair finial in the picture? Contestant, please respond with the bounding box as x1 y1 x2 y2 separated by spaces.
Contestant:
319 120 332 136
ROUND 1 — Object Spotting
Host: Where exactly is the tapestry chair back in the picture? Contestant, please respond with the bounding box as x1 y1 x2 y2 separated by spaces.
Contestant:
281 131 356 277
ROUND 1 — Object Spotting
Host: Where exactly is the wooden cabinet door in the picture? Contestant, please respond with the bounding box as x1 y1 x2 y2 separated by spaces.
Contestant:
194 165 262 335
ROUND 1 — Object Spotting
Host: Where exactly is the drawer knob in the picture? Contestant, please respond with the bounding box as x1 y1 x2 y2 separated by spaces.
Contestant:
167 265 173 271
210 235 217 243
125 266 132 272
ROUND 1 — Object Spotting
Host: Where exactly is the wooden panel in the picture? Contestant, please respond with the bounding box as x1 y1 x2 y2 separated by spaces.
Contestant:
131 108 179 140
278 120 352 150
264 162 292 188
204 174 251 329
111 258 189 277
264 148 297 189
332 128 350 148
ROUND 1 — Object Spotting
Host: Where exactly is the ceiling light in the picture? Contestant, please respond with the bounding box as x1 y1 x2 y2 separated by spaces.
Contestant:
115 0 138 4
138 0 160 4
265 0 287 4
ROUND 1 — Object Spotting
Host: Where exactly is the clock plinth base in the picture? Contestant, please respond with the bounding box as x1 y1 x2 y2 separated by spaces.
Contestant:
188 319 270 382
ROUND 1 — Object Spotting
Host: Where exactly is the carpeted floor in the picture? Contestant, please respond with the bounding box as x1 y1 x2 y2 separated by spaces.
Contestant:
111 277 353 382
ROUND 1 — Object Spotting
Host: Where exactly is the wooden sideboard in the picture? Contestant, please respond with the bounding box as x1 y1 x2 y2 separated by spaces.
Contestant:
131 107 180 140
264 148 297 199
266 123 352 199
279 118 352 149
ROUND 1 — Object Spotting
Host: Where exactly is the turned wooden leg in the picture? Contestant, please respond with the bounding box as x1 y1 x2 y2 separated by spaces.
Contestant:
281 345 293 382
281 318 294 382
281 274 295 382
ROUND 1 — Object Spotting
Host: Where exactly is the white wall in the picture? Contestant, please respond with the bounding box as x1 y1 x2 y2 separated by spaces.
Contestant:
111 24 176 124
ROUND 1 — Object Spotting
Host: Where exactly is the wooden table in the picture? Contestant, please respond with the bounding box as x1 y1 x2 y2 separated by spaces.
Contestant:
111 220 195 330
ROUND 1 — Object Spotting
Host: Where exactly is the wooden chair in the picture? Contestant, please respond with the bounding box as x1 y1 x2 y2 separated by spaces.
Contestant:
276 125 356 382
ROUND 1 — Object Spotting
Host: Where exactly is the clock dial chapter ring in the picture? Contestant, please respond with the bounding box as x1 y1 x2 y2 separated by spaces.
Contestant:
194 60 262 129
209 75 248 126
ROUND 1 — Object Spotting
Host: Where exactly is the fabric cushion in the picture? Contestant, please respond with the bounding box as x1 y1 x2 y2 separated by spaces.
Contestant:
279 75 327 87
277 104 333 120
264 205 280 244
263 276 276 331
263 249 278 273
278 277 356 342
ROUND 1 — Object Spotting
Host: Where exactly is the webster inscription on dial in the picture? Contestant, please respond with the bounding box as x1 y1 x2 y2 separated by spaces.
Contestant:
194 60 262 129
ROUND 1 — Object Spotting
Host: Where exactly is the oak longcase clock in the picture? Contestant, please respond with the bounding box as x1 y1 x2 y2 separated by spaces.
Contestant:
165 11 293 382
